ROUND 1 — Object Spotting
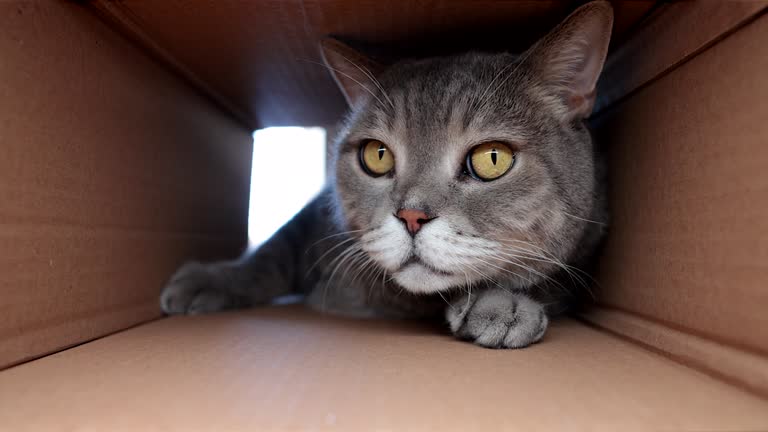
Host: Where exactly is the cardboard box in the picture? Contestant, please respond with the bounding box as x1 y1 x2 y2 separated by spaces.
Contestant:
1 1 766 429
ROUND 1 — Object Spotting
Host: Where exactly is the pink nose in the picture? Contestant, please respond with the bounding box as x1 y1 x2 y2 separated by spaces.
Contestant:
396 209 435 235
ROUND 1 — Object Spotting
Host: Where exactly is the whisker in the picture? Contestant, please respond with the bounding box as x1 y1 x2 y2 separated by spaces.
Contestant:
495 245 596 298
322 244 363 311
465 262 508 292
464 271 473 311
297 58 389 110
306 229 367 251
499 240 598 284
472 47 536 117
367 265 387 303
485 252 573 295
333 52 396 111
561 211 607 227
305 236 358 278
437 290 453 309
346 252 371 285
476 256 537 286
469 61 517 115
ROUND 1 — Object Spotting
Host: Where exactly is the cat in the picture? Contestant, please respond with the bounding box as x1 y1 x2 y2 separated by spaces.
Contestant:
160 1 612 349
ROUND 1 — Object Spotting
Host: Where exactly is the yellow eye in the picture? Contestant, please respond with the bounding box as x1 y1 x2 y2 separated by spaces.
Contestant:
360 140 394 176
466 142 515 181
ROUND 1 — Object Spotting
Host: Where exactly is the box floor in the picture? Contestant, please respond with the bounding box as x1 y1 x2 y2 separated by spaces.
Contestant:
1 305 766 431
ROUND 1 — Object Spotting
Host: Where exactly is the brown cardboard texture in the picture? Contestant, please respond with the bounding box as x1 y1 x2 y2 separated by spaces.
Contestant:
0 1 252 368
91 0 657 128
1 306 768 431
583 5 768 396
1 0 767 430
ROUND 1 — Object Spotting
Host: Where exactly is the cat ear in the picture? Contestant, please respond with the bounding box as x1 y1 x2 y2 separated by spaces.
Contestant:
320 38 385 107
523 1 613 120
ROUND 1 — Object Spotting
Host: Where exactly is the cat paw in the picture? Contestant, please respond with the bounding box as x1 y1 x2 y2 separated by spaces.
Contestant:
160 261 238 315
446 288 548 349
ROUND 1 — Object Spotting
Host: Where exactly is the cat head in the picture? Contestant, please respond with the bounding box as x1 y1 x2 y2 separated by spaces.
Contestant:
322 1 612 294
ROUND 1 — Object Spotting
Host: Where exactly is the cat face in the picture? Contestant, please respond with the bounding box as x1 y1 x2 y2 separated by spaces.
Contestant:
324 2 612 294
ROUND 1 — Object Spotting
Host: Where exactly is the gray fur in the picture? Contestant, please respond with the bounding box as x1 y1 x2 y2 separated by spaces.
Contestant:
160 1 613 348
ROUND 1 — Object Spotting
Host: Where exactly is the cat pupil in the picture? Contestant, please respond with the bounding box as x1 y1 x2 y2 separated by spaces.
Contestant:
377 145 385 160
490 148 498 165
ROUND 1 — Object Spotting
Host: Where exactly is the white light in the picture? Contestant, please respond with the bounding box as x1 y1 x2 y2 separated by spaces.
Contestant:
248 127 326 248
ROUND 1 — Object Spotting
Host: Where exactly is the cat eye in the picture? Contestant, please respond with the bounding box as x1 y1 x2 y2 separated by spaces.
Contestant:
465 142 516 181
360 140 394 176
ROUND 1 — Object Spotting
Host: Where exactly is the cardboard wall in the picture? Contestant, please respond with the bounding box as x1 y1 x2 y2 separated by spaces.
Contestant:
2 0 766 403
90 0 658 128
0 2 253 368
589 10 768 395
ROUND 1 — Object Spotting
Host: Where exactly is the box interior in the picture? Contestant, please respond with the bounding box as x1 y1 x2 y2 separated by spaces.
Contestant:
1 1 766 429
2 305 768 430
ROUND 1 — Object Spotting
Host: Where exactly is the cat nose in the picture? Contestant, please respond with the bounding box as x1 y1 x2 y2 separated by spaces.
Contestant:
396 209 436 236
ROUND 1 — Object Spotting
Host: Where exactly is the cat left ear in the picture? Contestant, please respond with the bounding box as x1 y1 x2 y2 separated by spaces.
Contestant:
523 1 613 120
320 38 385 107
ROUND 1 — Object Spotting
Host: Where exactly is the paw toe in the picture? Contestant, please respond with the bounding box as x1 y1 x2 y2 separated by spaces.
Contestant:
160 281 199 314
159 262 227 315
447 288 548 349
187 290 234 314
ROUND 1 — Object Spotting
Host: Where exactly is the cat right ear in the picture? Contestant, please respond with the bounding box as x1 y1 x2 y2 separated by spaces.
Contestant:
523 1 613 120
320 38 384 107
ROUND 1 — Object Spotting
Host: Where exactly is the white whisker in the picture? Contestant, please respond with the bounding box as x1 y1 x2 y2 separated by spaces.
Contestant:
473 47 536 116
562 211 607 227
306 229 367 251
305 236 358 277
298 58 389 109
334 52 395 111
322 244 363 311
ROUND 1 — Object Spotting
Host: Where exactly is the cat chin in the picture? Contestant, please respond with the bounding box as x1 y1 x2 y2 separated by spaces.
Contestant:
392 263 467 294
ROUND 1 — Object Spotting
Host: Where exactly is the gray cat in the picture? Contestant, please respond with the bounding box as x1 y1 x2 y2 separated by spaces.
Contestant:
160 1 612 349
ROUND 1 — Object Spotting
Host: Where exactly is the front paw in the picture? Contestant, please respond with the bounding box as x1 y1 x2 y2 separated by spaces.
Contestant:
160 261 239 315
446 288 548 349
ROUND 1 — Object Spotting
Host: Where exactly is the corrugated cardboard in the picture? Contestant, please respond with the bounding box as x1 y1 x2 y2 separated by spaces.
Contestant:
589 10 768 394
0 305 766 431
0 1 252 368
91 0 657 128
595 1 767 113
0 1 766 428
